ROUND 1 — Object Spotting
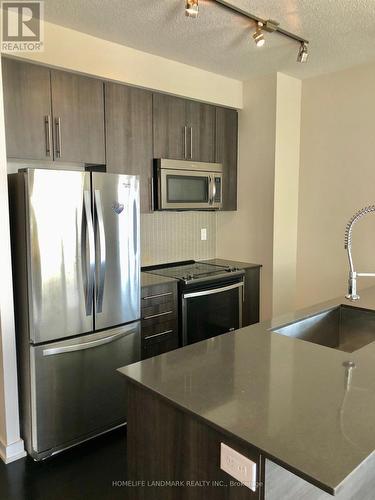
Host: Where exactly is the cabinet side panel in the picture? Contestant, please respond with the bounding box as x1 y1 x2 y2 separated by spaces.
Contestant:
127 382 262 500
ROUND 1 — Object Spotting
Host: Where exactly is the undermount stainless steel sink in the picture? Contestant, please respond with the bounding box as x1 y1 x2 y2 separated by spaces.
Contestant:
272 306 375 353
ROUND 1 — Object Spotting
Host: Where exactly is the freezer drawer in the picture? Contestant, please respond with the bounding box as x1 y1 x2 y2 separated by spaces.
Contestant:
28 322 140 459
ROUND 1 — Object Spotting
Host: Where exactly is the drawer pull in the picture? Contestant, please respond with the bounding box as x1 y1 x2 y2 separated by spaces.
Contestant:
143 310 173 320
144 329 173 341
142 292 173 300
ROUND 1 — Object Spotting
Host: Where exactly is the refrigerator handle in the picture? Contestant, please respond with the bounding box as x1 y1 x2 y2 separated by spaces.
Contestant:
83 190 95 316
94 190 106 313
42 328 135 356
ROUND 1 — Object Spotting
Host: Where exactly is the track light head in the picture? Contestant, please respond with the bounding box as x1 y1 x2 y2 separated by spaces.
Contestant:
185 0 199 18
253 22 265 47
297 42 309 63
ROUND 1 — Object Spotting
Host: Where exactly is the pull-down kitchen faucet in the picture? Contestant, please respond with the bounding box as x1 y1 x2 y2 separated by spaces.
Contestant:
345 205 375 301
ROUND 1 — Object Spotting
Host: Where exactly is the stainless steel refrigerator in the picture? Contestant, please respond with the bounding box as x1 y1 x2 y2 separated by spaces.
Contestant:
8 168 141 460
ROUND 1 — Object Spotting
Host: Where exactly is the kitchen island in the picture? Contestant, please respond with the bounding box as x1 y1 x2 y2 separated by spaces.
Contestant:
119 287 375 499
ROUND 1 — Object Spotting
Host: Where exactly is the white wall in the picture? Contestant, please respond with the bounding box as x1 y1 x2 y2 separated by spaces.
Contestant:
217 74 277 320
9 20 243 109
272 74 301 316
0 59 26 463
217 73 302 320
296 62 375 308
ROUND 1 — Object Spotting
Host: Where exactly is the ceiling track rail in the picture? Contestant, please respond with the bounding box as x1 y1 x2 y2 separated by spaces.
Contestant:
212 0 309 45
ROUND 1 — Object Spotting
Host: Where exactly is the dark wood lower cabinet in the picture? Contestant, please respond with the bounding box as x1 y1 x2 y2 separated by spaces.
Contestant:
127 382 264 500
141 276 179 359
243 266 261 327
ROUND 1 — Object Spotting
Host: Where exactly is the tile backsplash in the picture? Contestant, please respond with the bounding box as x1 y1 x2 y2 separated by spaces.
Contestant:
141 212 217 267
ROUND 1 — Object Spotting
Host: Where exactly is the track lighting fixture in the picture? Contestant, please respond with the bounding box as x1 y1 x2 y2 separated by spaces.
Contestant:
185 0 199 18
183 0 310 62
252 22 265 47
297 42 309 63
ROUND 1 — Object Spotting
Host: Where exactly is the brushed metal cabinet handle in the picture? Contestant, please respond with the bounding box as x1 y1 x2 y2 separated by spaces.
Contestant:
55 117 62 158
142 292 173 301
144 329 173 341
143 310 173 320
190 126 193 160
44 115 52 157
150 177 154 211
183 126 187 159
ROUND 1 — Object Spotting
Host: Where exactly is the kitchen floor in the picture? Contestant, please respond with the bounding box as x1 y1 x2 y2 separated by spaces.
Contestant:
0 428 127 500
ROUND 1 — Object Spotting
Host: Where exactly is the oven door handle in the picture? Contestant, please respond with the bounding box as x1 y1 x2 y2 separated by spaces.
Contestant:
183 281 244 299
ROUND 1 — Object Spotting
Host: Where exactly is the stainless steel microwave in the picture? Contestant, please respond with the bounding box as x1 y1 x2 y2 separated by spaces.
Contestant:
154 159 223 210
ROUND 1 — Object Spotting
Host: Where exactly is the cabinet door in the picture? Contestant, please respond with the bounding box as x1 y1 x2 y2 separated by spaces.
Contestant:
216 107 238 210
2 58 52 160
153 93 187 160
50 70 105 164
242 267 260 327
105 83 153 213
187 101 215 162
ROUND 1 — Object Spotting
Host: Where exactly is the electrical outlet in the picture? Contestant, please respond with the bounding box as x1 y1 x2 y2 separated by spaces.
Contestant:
200 228 207 241
220 443 257 491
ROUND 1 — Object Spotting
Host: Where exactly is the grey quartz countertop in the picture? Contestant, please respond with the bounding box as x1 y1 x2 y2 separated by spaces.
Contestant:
141 271 177 288
119 286 375 495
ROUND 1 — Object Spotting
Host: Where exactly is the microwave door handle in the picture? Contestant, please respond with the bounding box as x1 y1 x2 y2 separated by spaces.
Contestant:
83 190 95 316
208 176 214 205
94 190 106 313
212 177 217 204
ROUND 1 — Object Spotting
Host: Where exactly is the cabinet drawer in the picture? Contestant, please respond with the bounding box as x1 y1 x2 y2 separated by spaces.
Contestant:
141 289 176 307
142 328 179 360
141 320 177 340
142 302 177 323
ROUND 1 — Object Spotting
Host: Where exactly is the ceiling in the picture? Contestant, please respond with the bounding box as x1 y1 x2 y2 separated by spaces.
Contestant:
43 0 375 81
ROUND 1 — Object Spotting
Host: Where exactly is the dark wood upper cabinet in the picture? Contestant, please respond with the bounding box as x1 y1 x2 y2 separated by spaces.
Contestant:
2 59 239 211
215 107 238 211
153 93 187 160
2 58 53 161
105 82 153 213
50 70 105 164
153 93 215 162
2 59 105 164
187 101 215 162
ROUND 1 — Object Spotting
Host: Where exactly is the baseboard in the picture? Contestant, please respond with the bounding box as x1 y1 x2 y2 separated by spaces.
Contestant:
0 438 26 464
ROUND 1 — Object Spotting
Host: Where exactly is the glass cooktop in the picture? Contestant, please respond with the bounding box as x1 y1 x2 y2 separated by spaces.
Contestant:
146 261 240 282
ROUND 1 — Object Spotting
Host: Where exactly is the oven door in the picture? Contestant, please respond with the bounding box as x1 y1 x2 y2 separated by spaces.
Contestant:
181 281 243 346
159 168 221 210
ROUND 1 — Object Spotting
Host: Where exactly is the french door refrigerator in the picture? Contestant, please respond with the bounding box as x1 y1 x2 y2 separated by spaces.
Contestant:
8 168 141 460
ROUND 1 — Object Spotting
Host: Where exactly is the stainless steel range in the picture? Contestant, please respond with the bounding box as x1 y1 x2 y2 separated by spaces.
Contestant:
146 261 244 346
